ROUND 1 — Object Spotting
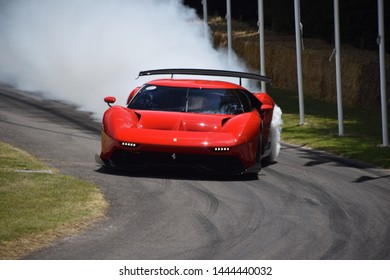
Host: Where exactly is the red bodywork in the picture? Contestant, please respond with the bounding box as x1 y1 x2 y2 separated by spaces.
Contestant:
100 76 274 174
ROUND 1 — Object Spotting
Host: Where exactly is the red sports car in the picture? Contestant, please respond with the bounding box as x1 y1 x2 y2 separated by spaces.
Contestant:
100 69 277 175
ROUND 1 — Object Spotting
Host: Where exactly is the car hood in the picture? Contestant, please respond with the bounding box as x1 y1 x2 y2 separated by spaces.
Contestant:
133 110 231 132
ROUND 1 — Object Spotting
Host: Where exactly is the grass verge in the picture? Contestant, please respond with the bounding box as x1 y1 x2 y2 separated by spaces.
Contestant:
0 142 108 259
271 88 390 168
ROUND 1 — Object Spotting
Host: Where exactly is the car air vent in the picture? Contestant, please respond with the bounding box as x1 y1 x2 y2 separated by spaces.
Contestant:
134 111 141 121
221 117 231 127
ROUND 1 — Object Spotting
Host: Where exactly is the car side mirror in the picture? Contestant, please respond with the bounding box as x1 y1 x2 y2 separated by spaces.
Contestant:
104 96 116 107
261 104 273 111
260 104 273 119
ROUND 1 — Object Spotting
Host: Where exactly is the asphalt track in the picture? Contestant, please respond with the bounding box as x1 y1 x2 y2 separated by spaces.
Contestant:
1 85 390 259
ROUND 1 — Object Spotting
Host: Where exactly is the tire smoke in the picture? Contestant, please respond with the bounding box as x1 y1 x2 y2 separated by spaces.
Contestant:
269 105 283 161
0 0 244 117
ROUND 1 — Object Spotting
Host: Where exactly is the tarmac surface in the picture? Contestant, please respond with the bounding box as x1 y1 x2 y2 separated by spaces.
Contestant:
1 85 390 259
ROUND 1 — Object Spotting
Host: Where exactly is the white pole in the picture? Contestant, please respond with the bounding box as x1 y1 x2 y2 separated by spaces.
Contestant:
334 0 344 136
294 0 304 125
377 0 388 147
226 0 232 68
202 0 208 39
258 0 266 92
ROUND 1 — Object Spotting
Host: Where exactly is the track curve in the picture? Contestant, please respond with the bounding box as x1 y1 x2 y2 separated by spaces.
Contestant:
1 84 390 259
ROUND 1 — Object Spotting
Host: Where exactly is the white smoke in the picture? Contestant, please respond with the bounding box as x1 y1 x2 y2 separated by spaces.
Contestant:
0 0 246 117
269 105 283 161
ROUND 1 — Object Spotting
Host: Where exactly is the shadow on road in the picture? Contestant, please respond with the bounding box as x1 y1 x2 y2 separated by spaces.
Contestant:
94 164 262 182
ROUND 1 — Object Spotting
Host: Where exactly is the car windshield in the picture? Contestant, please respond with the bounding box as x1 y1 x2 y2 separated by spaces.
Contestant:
128 85 252 115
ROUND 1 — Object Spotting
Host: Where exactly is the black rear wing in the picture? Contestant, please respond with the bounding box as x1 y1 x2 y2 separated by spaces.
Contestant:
138 68 272 86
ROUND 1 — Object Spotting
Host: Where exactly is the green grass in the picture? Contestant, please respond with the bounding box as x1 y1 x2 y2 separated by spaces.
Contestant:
0 142 107 259
270 88 390 168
